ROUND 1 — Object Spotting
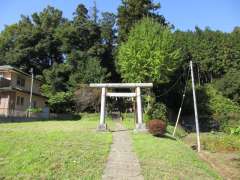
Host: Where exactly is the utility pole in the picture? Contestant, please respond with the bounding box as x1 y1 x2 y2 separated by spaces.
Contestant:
190 61 201 152
29 68 34 118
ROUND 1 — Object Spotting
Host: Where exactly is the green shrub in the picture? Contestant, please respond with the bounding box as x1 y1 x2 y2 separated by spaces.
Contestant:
204 84 240 114
146 102 167 122
196 84 240 132
215 69 240 104
201 133 240 152
167 125 188 138
26 108 42 113
230 126 240 136
214 112 240 133
47 92 73 113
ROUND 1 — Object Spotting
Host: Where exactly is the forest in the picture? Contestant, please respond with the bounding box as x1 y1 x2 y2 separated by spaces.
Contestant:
0 0 240 133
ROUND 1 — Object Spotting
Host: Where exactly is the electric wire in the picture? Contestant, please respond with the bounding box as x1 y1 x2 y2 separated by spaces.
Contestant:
155 69 188 97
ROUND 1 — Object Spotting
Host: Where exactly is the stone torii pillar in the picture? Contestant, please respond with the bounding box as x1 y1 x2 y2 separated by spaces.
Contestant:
89 83 153 131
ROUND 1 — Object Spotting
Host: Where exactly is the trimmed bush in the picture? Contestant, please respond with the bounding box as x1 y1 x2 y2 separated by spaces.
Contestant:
147 119 167 136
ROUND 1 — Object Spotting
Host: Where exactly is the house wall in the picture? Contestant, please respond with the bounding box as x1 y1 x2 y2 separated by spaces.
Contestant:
0 90 47 117
14 91 46 111
11 71 42 94
0 68 47 117
0 70 11 80
0 92 10 116
0 69 42 94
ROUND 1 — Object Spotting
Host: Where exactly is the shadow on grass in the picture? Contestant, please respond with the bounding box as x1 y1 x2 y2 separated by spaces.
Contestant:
109 128 134 132
152 133 177 141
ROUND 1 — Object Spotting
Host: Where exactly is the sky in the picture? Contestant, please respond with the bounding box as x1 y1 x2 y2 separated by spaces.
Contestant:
0 0 239 32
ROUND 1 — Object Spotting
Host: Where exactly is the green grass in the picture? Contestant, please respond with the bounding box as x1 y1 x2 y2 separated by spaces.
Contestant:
167 124 188 138
132 133 221 180
0 114 112 179
122 118 221 180
185 133 240 152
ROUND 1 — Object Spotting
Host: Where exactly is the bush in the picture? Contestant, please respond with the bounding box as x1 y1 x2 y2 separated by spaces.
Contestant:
147 119 167 136
204 85 240 114
167 125 188 138
205 85 240 133
47 92 73 113
230 126 240 136
215 69 240 104
201 133 240 152
26 108 42 113
215 112 240 133
146 102 167 122
195 84 240 132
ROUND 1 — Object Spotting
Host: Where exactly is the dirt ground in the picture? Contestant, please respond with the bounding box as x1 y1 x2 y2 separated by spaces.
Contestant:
184 134 240 180
199 151 240 180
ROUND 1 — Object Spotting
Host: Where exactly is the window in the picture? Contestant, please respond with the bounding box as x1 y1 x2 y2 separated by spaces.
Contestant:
16 96 24 106
16 96 21 105
33 101 37 108
17 77 25 87
21 97 24 105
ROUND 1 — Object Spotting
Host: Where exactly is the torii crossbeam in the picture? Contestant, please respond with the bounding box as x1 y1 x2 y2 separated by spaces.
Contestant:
89 83 153 131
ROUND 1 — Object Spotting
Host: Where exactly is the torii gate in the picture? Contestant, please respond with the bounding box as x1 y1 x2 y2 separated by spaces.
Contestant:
89 83 153 131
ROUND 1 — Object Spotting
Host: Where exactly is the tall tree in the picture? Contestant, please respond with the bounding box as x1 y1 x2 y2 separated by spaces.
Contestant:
117 0 167 42
0 6 65 74
99 12 120 82
117 18 180 83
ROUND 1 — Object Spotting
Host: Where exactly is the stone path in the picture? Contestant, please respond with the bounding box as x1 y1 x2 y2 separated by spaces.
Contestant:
102 122 144 180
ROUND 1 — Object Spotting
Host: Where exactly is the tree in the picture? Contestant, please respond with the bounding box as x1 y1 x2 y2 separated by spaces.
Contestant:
99 12 120 82
117 18 180 83
117 0 167 42
215 69 240 104
67 51 106 87
41 63 73 113
0 6 65 74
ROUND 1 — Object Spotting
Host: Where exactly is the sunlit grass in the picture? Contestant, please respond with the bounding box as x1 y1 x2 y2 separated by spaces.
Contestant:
0 114 112 179
122 117 221 180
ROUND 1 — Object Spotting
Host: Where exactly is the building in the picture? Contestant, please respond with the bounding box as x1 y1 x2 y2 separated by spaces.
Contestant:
0 65 48 117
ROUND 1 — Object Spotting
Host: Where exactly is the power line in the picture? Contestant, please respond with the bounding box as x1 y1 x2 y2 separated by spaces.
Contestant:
155 69 188 97
173 67 190 136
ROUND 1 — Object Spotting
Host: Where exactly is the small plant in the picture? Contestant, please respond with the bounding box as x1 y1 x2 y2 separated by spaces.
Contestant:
148 119 167 136
146 102 167 122
146 102 168 136
230 126 240 136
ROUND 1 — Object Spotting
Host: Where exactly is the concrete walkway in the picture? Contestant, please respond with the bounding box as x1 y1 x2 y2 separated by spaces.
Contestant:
102 122 144 180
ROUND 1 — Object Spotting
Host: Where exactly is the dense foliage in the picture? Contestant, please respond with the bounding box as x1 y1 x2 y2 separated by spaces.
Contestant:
0 0 240 129
117 18 180 83
146 102 167 122
196 85 240 132
215 69 240 104
0 4 117 112
201 85 240 115
117 0 167 42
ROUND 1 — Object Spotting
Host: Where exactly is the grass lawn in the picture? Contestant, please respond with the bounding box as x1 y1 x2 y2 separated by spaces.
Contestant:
184 132 240 152
0 114 112 179
184 132 240 179
122 117 221 180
